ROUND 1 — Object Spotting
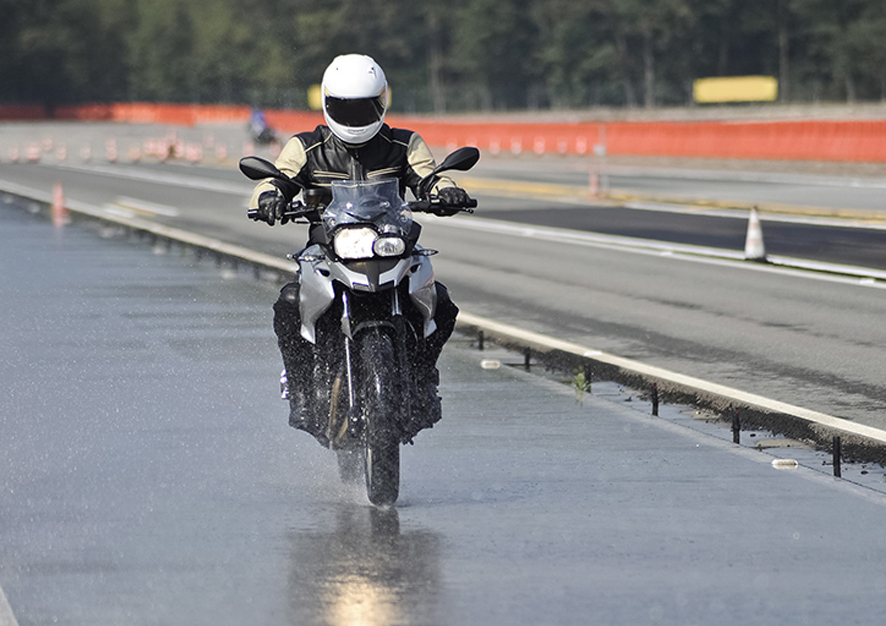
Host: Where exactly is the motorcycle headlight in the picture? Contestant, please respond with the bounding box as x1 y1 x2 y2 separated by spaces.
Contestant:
373 236 406 257
334 227 377 259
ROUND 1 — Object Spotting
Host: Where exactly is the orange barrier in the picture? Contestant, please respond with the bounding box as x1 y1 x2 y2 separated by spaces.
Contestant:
389 117 886 163
6 102 886 162
0 105 49 120
601 120 886 162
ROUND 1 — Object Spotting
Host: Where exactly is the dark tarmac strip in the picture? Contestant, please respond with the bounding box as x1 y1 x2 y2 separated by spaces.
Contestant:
2 201 886 625
486 205 886 271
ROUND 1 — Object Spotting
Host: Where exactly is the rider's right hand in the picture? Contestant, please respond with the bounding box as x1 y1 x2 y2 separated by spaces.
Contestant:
251 189 286 225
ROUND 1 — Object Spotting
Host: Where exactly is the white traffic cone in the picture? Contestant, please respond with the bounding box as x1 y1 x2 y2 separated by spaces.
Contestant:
744 206 767 262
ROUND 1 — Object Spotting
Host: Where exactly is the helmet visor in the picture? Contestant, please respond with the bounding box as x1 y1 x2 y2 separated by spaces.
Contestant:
324 94 386 128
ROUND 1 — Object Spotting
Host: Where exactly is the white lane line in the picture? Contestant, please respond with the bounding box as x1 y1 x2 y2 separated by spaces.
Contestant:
0 585 19 626
427 214 886 286
456 311 886 446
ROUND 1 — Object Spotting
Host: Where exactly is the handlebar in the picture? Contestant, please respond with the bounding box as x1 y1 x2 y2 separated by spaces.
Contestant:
249 195 476 223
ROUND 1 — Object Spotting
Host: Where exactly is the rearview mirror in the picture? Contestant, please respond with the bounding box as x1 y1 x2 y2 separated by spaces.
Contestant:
417 147 480 198
239 156 285 181
434 147 480 175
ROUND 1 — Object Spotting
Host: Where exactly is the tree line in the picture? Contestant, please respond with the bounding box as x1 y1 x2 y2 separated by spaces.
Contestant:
2 0 886 113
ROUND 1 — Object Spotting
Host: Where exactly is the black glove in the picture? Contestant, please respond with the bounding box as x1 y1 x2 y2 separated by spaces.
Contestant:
435 186 471 216
252 189 286 225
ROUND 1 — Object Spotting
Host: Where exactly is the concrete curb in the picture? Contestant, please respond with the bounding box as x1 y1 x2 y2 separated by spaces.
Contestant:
454 311 886 464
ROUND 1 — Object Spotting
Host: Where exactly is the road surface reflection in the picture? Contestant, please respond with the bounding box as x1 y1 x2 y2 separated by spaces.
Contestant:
287 505 441 625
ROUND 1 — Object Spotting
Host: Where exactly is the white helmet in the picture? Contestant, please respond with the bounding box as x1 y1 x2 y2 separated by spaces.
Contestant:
321 54 389 145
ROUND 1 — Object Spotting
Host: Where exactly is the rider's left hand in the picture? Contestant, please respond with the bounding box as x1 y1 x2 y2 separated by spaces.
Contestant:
435 186 471 215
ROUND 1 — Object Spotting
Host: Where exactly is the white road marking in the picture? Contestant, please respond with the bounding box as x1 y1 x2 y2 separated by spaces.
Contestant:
0 585 19 626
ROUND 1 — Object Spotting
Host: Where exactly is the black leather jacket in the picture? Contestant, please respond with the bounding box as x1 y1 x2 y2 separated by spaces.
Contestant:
249 124 451 207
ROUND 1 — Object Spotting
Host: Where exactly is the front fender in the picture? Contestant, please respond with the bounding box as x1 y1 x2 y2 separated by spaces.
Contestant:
408 252 437 337
298 245 335 343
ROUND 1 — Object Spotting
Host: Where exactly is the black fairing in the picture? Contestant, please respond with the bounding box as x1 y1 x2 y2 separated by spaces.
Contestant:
344 258 402 291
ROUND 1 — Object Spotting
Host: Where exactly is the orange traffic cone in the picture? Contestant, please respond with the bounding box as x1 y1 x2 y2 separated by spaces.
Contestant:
744 206 767 262
589 171 599 199
52 182 69 226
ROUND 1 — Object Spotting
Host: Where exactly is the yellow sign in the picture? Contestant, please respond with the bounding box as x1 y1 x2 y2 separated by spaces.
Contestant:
308 84 322 111
693 76 778 103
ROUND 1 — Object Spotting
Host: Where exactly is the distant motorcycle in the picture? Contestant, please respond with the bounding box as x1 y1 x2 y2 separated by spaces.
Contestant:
247 109 279 145
239 147 479 505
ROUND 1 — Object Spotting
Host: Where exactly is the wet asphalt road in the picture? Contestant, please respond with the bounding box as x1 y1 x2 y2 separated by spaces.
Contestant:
2 142 886 430
4 197 886 625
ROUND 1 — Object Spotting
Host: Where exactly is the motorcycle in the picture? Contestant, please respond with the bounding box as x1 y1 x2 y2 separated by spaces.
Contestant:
247 109 280 146
239 147 479 505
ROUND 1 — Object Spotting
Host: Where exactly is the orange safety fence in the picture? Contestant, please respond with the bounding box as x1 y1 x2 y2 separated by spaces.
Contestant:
391 117 886 163
5 102 886 162
0 105 51 120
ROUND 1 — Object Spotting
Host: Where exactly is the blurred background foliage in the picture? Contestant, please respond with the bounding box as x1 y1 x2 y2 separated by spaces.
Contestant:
2 0 886 112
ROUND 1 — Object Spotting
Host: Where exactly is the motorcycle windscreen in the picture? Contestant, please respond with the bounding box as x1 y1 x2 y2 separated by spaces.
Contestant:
323 179 412 234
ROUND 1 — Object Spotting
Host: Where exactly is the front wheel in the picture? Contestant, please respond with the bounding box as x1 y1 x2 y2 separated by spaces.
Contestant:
357 330 402 506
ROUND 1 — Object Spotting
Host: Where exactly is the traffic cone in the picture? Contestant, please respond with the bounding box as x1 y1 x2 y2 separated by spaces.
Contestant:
589 171 599 198
744 206 767 262
52 182 69 226
106 138 117 163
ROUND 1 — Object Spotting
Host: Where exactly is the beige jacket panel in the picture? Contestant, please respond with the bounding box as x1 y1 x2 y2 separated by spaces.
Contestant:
248 138 309 209
407 134 454 192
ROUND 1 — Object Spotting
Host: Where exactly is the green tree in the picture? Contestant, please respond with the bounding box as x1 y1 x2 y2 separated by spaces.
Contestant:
790 0 869 101
449 0 538 110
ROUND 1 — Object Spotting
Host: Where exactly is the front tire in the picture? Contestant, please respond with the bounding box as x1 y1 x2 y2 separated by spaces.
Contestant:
357 330 401 506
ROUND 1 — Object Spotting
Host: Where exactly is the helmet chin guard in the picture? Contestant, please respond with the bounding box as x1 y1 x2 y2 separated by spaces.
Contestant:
322 54 389 145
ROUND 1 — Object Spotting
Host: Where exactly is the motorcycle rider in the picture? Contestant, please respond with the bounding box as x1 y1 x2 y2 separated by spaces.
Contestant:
247 107 277 145
247 54 472 443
